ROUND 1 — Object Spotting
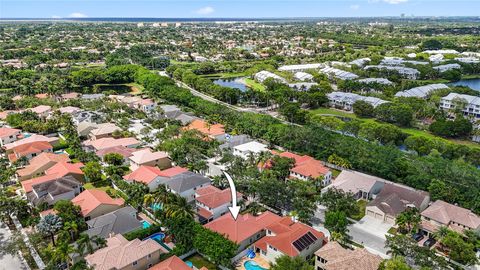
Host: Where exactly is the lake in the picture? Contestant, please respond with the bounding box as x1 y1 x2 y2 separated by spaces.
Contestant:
212 78 249 92
450 78 480 91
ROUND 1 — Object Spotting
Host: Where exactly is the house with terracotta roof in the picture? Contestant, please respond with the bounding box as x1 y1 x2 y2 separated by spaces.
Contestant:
123 166 188 192
134 98 157 113
8 141 53 162
322 170 385 200
96 145 142 165
89 123 122 140
205 211 325 262
366 183 430 224
85 234 167 270
28 105 52 118
267 151 333 186
148 256 195 270
420 200 480 236
195 185 243 224
184 119 227 141
26 175 82 206
16 153 70 181
284 153 332 186
253 216 326 264
21 161 84 195
0 127 21 147
72 189 125 220
45 161 85 182
204 211 283 252
3 134 59 152
129 149 171 171
315 241 382 270
83 137 141 151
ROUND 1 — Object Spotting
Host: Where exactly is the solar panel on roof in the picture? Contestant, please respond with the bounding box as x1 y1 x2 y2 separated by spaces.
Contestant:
292 232 318 252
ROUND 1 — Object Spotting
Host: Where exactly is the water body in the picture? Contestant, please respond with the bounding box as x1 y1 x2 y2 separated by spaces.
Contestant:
213 77 249 92
450 78 480 91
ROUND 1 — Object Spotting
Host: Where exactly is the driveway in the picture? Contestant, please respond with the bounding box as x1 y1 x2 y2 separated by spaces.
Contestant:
0 222 28 270
347 216 392 258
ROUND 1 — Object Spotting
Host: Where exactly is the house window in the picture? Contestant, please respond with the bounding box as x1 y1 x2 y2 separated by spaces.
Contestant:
132 261 138 266
148 254 151 259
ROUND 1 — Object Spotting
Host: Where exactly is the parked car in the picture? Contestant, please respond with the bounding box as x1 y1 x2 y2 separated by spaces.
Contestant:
423 238 436 248
413 233 424 242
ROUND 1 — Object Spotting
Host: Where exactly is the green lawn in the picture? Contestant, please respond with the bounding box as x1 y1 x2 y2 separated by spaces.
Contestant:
309 107 357 119
199 72 247 79
83 183 118 195
350 200 367 221
244 78 266 92
184 254 218 270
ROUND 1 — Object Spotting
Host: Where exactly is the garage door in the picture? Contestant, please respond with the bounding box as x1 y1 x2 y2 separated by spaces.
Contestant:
375 213 383 220
367 210 375 217
386 216 395 224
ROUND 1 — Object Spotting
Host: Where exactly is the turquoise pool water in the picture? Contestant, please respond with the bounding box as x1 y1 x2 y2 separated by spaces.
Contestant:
185 261 193 268
151 203 162 211
142 220 151 229
244 260 267 270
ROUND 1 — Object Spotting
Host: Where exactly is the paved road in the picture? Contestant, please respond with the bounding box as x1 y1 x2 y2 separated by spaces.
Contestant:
175 80 301 127
0 222 28 270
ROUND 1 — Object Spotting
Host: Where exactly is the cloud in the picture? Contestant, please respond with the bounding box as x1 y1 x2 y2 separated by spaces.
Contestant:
69 12 88 18
369 0 408 4
350 4 360 10
195 6 214 15
51 15 61 19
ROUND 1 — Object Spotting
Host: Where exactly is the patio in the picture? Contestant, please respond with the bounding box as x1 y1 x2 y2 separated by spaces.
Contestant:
235 253 270 270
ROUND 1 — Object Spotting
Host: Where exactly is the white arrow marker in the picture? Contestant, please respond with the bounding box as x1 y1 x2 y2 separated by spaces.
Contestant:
224 171 240 220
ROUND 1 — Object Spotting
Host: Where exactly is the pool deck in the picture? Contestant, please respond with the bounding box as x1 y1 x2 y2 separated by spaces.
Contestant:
236 254 270 270
138 212 155 225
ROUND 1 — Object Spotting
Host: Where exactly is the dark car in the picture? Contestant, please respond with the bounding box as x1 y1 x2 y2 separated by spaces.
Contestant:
423 238 436 248
413 233 424 242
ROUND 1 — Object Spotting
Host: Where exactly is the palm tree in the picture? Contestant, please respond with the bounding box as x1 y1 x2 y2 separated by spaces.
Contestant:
91 236 106 249
63 221 79 242
434 226 450 252
53 240 75 269
37 214 63 246
164 195 194 219
76 234 95 255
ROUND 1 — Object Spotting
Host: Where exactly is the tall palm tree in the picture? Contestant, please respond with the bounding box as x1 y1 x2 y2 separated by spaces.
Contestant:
434 226 450 252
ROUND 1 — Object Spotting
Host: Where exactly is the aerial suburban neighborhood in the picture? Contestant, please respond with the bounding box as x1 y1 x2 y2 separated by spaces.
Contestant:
1 2 480 270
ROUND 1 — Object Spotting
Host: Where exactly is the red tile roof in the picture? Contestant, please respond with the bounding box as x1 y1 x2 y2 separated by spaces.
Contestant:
184 119 225 137
197 207 214 219
95 145 141 158
255 216 325 257
46 161 84 176
204 211 282 243
72 189 124 217
9 141 53 162
148 256 192 270
0 127 21 138
196 186 242 209
268 151 330 179
21 173 60 193
123 166 188 184
17 153 70 177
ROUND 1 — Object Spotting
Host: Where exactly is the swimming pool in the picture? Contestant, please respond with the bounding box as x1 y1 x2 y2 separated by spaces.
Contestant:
149 232 165 243
185 261 193 268
141 220 151 229
244 260 267 270
151 203 162 211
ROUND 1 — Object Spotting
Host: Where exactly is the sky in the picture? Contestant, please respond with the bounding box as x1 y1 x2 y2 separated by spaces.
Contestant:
1 0 480 19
